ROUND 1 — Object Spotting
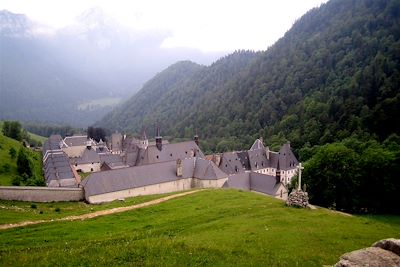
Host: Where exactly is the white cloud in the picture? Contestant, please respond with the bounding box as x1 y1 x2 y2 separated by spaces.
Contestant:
0 0 328 52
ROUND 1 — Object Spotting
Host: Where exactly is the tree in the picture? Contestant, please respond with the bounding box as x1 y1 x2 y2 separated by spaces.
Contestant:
303 143 360 212
17 148 32 179
8 147 17 159
2 121 22 141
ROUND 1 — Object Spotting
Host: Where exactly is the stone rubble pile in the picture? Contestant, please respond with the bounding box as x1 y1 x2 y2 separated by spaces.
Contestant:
286 189 309 208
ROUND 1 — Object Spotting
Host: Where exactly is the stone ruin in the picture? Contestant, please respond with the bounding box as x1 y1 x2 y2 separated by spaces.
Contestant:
333 238 400 267
286 189 309 208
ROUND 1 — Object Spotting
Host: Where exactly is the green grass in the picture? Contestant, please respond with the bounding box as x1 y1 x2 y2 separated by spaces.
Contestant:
27 132 47 144
0 189 399 266
0 133 44 186
0 192 175 225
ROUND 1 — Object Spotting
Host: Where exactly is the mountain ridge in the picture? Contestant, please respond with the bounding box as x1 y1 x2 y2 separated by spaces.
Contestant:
97 0 400 153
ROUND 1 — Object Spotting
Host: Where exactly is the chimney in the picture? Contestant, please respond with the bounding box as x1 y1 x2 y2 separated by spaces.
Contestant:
86 140 92 150
194 134 199 146
176 159 183 177
214 154 221 166
266 146 270 160
155 124 162 151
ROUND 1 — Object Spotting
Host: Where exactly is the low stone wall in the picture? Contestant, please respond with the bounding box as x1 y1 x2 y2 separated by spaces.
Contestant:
0 186 84 202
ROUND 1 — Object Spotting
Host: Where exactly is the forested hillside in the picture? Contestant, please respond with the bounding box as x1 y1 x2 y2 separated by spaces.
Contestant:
98 0 400 154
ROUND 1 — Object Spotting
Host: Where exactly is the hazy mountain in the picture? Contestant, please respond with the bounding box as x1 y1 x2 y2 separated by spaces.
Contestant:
97 0 400 153
0 8 222 126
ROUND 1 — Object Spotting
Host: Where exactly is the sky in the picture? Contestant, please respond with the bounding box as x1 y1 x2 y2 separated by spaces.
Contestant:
0 0 328 52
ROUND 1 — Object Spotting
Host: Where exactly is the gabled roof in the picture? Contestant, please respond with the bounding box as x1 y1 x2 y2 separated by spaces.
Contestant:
82 156 227 197
63 135 91 147
250 139 265 150
43 134 62 155
137 141 204 166
219 151 248 174
278 142 298 170
73 148 100 164
226 172 251 190
250 172 281 195
193 158 227 180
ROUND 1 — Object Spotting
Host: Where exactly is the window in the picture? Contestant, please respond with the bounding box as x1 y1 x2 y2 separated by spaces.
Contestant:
156 155 159 159
170 153 172 157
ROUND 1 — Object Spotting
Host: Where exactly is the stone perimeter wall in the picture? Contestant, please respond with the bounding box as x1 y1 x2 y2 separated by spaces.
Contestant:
0 186 84 202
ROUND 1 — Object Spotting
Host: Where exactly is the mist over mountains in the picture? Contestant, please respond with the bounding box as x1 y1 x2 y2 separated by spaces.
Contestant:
0 8 222 126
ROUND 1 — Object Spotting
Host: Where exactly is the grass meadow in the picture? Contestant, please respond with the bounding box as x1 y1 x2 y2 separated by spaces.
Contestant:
0 189 399 266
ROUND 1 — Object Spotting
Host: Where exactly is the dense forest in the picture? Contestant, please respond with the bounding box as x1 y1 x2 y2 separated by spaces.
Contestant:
98 0 400 154
97 0 400 213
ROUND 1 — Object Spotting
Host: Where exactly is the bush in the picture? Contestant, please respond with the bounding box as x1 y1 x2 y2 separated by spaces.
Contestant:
30 204 37 209
55 207 61 212
8 148 17 159
11 176 21 186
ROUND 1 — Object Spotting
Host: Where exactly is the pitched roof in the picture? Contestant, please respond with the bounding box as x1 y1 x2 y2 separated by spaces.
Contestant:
43 134 62 155
73 148 100 164
226 172 251 190
193 158 227 180
249 172 280 195
278 142 298 170
82 158 192 197
82 157 227 197
137 141 204 166
219 151 248 174
63 135 90 147
250 139 265 150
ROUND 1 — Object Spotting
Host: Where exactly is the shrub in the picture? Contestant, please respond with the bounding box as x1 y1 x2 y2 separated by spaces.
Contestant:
55 207 61 212
30 204 37 209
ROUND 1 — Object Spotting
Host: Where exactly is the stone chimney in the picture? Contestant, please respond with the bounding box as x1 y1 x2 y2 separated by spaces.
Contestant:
155 125 162 151
266 146 270 160
214 154 221 166
176 159 183 177
86 140 92 150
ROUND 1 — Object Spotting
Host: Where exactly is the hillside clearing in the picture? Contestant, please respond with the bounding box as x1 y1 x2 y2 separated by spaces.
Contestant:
0 189 399 266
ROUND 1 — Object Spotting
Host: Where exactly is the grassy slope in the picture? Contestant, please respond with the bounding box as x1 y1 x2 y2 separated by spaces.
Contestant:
27 131 47 144
0 133 43 186
0 134 23 185
0 192 175 225
0 189 399 266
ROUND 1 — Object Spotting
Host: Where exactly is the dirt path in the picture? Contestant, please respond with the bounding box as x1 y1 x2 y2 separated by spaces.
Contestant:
0 190 202 230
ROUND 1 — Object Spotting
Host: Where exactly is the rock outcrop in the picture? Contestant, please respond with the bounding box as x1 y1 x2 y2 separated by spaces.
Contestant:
334 238 400 267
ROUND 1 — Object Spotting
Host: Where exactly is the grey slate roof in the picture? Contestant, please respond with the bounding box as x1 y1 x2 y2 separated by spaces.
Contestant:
226 172 251 190
249 172 280 195
278 143 298 170
43 135 62 155
219 151 248 174
43 151 75 182
250 139 265 150
193 158 227 180
82 157 227 197
137 141 204 166
63 135 90 147
73 148 101 164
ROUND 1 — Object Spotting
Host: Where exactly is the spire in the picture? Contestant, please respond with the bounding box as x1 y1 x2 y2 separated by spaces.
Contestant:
138 126 148 150
140 126 147 140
